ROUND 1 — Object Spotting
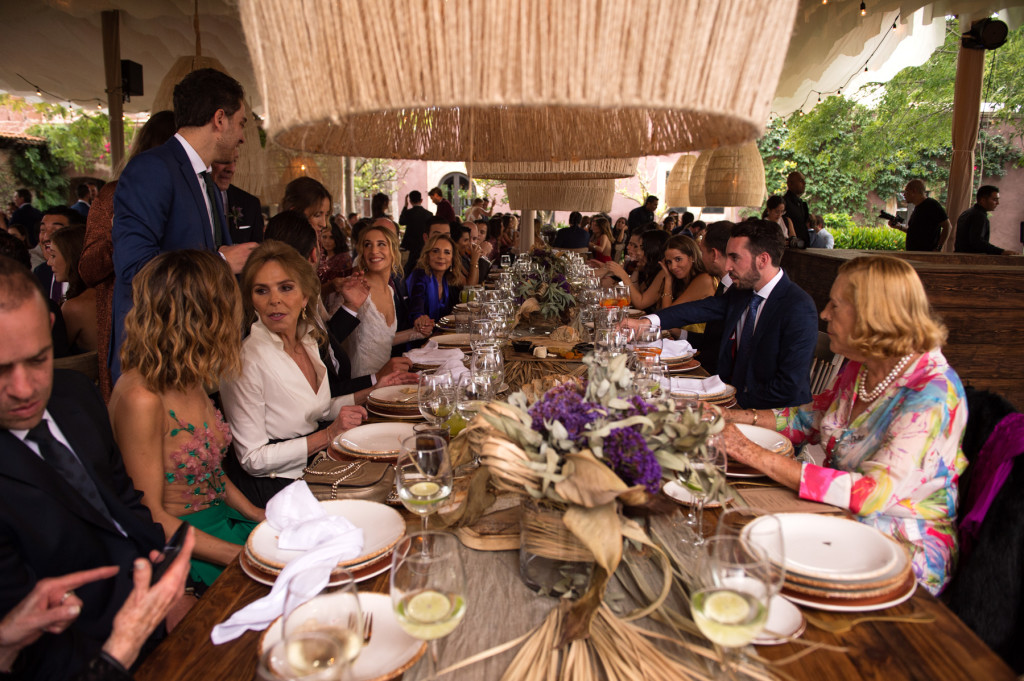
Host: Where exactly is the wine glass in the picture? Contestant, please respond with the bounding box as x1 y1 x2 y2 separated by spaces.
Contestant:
634 325 663 364
686 433 727 545
716 508 787 642
282 567 363 676
634 361 666 400
500 254 511 269
391 531 467 681
396 434 453 530
470 318 498 351
470 347 504 399
258 631 348 681
417 372 454 428
689 535 771 667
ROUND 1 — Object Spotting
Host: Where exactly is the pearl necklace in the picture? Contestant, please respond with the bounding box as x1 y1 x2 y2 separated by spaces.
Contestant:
856 354 914 403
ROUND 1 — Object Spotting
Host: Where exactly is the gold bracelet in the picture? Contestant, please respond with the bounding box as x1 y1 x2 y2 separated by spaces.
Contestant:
751 410 759 426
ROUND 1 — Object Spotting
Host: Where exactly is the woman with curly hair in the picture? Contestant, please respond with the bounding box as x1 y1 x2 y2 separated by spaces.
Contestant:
220 241 368 507
109 250 264 591
406 233 465 322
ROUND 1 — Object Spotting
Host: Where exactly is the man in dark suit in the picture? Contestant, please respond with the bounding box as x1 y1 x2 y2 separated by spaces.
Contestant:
552 211 591 248
692 220 734 375
631 220 818 409
627 195 659 237
399 190 434 274
783 171 810 247
212 149 264 243
69 183 92 220
10 188 43 247
0 257 165 680
112 68 257 380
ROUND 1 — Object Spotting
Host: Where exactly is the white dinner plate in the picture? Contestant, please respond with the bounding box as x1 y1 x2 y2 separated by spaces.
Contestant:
782 578 917 613
662 480 725 508
749 514 901 581
368 385 420 405
247 500 406 571
754 596 806 645
366 406 424 421
260 593 427 681
735 423 792 454
335 422 418 457
239 552 391 587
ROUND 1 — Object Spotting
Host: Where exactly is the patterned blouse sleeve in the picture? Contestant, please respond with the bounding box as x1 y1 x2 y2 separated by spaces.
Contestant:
798 373 964 520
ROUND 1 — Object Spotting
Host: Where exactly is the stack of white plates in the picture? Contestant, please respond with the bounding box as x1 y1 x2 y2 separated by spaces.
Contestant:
331 422 417 462
240 500 406 586
366 385 424 420
745 513 917 612
726 424 794 478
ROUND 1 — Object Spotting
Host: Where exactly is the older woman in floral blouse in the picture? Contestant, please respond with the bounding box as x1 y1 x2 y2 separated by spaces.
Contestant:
721 255 967 594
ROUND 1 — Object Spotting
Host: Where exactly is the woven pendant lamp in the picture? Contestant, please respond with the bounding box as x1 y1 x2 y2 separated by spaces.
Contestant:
702 142 766 207
239 0 799 161
688 150 714 207
506 180 615 213
261 147 325 207
664 155 696 207
467 158 637 181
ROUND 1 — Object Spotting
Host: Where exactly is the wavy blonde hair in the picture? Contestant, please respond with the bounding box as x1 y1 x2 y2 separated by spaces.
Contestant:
355 226 403 280
414 233 466 287
241 240 327 347
838 255 947 360
121 250 242 393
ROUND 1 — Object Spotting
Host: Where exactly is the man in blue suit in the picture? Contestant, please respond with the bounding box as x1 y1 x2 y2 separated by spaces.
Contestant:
111 68 256 379
630 220 818 409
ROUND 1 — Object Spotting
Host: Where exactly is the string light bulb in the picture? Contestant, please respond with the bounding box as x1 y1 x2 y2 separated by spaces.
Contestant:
35 89 41 97
860 2 867 16
821 0 827 4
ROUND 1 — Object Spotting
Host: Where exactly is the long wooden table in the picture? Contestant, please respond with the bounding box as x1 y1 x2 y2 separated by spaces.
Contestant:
136 510 1015 681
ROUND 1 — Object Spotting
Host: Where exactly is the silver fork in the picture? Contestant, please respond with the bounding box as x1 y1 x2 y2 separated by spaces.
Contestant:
361 612 373 644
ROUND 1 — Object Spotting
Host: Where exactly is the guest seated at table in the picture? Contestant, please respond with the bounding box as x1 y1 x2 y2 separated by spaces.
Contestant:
339 226 431 377
110 251 265 590
594 229 669 312
455 223 489 285
220 242 368 508
721 255 968 594
406 233 465 323
589 216 614 262
50 225 98 353
319 219 352 291
281 176 332 280
659 234 716 342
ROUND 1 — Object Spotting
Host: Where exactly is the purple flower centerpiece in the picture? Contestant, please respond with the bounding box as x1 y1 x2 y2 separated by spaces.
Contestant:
512 246 576 322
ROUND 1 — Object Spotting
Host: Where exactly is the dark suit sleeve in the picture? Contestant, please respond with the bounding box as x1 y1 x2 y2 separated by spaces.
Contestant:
112 153 174 290
656 294 729 329
752 291 818 409
327 307 361 345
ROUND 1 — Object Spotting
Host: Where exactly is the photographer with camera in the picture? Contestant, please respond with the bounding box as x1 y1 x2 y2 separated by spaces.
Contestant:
887 179 950 252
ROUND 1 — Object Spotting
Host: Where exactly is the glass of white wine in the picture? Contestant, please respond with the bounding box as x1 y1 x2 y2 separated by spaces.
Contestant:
417 372 454 428
396 434 453 530
390 531 467 680
689 535 771 668
282 567 363 678
258 631 348 681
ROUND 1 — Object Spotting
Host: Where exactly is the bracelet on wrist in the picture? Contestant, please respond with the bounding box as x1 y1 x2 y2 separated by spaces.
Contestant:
751 410 759 426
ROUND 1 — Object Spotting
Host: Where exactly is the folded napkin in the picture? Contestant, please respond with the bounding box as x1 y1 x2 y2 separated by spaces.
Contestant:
661 338 694 358
210 481 364 644
660 375 728 397
405 340 465 364
434 357 469 381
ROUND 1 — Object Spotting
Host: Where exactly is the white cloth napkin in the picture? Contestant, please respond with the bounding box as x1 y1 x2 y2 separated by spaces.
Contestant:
405 339 465 364
660 375 729 397
660 338 694 358
210 481 364 644
434 357 469 381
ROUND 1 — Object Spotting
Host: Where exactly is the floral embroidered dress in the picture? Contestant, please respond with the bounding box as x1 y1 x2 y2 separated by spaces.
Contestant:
166 409 256 587
774 349 968 594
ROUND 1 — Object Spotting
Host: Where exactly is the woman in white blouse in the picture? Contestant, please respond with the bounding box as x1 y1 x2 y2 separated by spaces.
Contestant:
220 241 367 507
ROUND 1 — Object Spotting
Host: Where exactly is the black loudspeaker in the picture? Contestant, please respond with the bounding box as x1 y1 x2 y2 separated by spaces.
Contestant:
121 59 143 101
962 18 1008 50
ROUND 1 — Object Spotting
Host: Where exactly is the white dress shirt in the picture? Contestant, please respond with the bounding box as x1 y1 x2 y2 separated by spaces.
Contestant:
220 320 349 480
734 268 784 340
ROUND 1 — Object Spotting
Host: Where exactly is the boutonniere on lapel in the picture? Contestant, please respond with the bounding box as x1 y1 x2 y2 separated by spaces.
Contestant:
228 206 243 228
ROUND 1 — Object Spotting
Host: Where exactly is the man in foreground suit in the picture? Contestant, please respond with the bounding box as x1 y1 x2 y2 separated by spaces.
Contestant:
112 68 257 380
0 256 165 680
212 148 264 244
630 220 818 409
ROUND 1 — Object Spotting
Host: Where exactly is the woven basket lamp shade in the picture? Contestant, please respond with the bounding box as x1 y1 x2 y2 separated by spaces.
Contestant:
688 150 713 207
702 142 766 207
150 55 266 198
261 150 326 206
664 155 696 206
239 0 798 161
506 180 615 213
467 158 637 181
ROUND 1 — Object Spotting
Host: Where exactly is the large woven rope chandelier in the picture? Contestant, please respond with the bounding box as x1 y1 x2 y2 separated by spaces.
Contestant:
468 159 637 182
506 179 616 212
240 0 799 161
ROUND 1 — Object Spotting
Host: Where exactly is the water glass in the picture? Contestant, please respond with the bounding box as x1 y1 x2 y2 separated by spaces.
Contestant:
470 347 504 399
396 434 453 530
417 372 454 428
283 567 363 669
258 632 348 681
470 318 499 350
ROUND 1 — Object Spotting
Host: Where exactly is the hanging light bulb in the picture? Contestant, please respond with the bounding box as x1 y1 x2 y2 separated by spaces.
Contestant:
35 88 41 97
821 0 827 4
860 2 867 16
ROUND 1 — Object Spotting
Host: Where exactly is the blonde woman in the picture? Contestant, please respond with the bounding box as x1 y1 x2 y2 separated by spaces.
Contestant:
110 250 264 591
406 233 465 322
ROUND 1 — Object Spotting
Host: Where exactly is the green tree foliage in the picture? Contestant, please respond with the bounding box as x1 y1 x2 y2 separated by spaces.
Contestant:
760 20 1024 219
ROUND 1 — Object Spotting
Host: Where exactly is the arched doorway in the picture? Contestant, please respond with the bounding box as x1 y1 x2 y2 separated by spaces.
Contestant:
439 172 474 218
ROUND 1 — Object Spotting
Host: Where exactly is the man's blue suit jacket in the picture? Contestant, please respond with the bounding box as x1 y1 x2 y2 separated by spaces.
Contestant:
656 271 818 409
111 136 230 378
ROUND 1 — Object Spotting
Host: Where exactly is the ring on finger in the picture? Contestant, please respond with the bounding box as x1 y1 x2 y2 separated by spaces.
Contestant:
60 590 76 604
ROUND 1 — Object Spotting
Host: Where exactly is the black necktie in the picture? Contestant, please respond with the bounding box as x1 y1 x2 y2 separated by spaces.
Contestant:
731 295 763 393
715 281 726 297
200 171 225 248
27 419 116 528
